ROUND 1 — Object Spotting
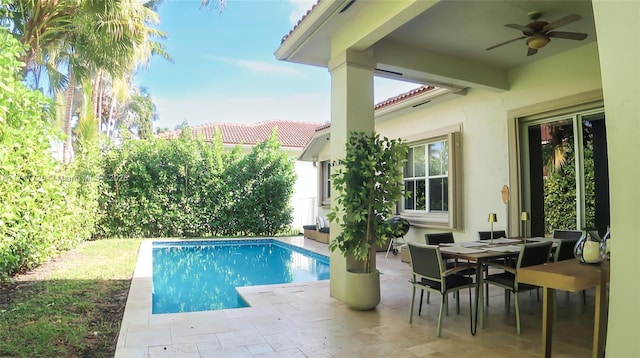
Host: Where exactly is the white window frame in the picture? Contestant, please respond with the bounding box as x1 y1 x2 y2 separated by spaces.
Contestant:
320 160 331 206
399 125 463 229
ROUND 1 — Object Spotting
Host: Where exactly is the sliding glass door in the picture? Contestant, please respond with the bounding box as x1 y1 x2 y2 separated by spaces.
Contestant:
521 109 609 237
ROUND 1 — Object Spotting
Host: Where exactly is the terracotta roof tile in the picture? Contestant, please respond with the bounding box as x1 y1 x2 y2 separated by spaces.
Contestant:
312 85 436 132
281 0 321 44
157 120 324 148
374 85 436 111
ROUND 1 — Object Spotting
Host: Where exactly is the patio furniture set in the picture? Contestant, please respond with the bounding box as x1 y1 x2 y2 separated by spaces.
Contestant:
406 230 609 358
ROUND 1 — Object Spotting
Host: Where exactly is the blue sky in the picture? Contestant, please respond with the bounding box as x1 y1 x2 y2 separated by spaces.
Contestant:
136 0 419 131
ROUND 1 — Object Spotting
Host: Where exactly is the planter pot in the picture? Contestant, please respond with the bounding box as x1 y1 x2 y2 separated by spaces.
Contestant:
344 269 380 311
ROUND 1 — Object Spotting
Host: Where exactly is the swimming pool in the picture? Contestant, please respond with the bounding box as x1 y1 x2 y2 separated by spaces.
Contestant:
151 239 330 314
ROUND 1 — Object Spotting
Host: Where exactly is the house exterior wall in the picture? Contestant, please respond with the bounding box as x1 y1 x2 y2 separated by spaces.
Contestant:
227 144 318 232
592 2 640 354
377 42 603 243
313 42 603 244
290 1 636 353
291 160 318 230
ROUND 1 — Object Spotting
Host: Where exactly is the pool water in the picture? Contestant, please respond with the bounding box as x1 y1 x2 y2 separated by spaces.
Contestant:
152 239 330 314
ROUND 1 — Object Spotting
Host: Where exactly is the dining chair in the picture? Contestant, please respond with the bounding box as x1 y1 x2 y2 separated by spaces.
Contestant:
424 232 475 304
477 230 507 240
552 229 583 240
483 241 553 334
408 243 474 337
425 232 455 245
477 230 508 306
553 237 587 305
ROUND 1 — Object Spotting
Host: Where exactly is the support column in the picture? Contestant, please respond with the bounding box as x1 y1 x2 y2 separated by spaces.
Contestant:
328 49 376 301
592 1 640 356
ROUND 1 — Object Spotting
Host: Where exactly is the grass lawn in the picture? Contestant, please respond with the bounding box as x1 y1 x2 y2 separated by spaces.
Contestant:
0 239 143 358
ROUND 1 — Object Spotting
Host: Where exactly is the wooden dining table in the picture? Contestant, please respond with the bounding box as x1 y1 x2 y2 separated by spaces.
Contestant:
439 239 523 332
518 258 610 358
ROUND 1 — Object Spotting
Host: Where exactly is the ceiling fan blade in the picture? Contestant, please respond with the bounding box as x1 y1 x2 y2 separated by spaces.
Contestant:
547 31 588 40
527 47 538 56
486 36 526 51
505 24 533 34
543 14 582 31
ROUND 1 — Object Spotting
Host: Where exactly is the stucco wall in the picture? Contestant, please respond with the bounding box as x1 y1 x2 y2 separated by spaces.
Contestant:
291 160 318 229
319 42 603 244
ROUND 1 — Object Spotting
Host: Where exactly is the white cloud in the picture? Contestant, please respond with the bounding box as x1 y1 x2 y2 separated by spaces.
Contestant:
288 0 316 25
206 55 300 75
152 78 423 131
154 92 330 130
236 60 300 75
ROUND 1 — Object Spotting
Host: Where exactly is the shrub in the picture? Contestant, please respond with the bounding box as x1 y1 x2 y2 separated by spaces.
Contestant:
0 29 96 278
95 129 296 238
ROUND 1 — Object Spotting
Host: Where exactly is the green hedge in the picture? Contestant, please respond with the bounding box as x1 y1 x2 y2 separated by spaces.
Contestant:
95 129 296 238
0 30 98 278
1 27 298 278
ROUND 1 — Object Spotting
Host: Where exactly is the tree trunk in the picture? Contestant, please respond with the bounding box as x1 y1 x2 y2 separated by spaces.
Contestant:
92 72 103 132
106 95 118 140
62 73 75 163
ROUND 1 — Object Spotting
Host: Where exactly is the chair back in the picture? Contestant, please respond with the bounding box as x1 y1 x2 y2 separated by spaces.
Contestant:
517 241 553 268
425 232 455 245
478 230 507 240
552 229 583 240
554 238 580 262
408 243 443 282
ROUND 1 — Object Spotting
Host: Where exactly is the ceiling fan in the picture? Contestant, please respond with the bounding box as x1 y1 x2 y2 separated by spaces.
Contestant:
486 11 588 56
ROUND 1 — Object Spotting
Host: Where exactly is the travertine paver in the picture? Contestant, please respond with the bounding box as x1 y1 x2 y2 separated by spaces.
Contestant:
115 237 595 357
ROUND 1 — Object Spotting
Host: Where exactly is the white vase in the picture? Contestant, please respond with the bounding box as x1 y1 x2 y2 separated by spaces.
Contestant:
344 269 380 311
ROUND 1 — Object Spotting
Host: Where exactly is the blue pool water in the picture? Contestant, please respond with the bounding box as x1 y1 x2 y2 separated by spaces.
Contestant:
152 239 330 314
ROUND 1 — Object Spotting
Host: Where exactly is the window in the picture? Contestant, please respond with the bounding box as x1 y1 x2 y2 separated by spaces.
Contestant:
400 128 461 228
403 139 449 212
520 108 609 237
320 160 331 206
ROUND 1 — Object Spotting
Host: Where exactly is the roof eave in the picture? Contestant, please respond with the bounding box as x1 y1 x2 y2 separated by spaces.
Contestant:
298 128 330 162
275 0 350 63
374 87 467 122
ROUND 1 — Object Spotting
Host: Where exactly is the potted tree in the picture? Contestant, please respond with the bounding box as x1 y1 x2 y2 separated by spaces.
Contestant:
327 131 408 310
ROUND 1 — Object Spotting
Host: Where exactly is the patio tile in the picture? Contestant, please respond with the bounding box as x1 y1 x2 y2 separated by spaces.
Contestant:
198 346 252 358
262 333 297 351
216 328 267 348
148 343 199 357
116 237 600 357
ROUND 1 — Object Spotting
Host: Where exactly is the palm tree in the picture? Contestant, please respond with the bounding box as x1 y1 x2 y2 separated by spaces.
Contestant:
200 0 225 12
1 0 170 161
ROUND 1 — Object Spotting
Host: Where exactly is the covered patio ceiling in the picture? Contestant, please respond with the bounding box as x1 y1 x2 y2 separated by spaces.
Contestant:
276 0 597 92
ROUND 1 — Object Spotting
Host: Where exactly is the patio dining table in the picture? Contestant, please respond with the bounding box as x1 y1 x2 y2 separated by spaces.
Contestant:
518 258 610 358
439 238 559 334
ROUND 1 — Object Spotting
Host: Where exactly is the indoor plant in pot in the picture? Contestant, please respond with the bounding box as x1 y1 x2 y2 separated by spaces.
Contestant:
327 131 408 310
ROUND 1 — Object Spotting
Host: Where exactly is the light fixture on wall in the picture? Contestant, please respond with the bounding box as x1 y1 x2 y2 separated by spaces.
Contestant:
521 211 530 239
312 156 318 167
488 213 497 246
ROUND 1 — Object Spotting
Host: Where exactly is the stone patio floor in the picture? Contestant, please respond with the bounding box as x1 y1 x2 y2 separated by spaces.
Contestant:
114 236 599 357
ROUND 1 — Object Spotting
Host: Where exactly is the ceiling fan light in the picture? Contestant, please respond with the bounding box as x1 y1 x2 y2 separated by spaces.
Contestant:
527 35 550 49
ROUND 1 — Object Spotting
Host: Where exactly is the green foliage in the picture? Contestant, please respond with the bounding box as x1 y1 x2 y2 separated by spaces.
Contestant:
0 239 143 358
96 129 296 238
327 131 408 273
544 141 595 234
0 29 96 278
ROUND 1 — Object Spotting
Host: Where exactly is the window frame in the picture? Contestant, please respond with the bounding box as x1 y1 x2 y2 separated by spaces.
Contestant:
319 160 331 206
399 125 462 229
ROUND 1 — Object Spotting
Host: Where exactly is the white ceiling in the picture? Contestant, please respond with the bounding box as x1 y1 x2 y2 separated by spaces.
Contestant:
277 0 598 91
385 0 596 70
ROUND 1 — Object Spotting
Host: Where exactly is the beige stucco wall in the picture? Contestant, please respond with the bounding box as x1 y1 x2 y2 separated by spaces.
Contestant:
317 42 603 245
592 1 640 355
